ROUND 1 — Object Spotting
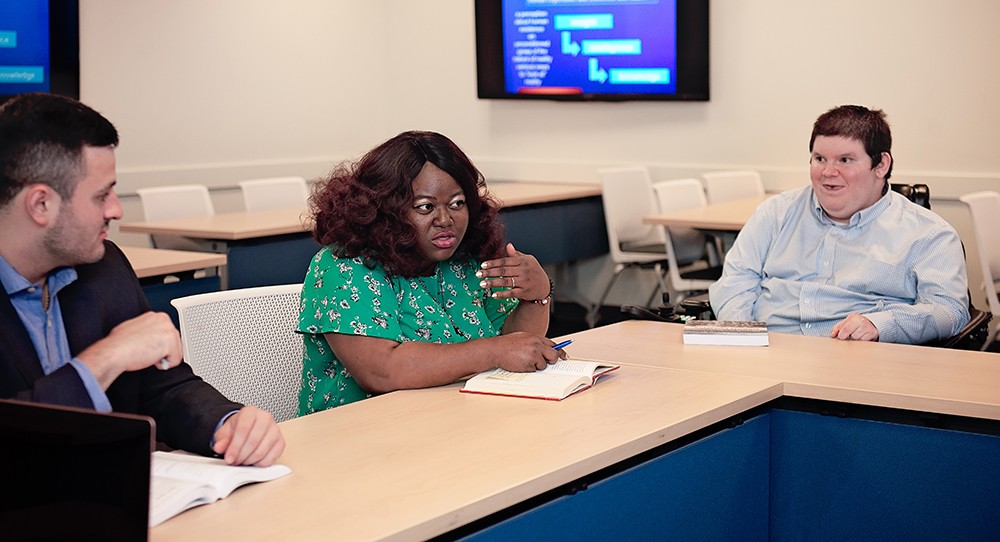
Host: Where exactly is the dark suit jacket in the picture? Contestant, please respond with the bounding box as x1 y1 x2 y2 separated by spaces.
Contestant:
0 241 240 456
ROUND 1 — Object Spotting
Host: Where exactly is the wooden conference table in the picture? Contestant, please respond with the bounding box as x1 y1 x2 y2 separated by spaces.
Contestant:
120 182 605 289
643 193 770 232
151 322 1000 541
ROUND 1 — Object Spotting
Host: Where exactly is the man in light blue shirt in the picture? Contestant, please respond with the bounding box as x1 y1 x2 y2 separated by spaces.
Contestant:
709 105 969 344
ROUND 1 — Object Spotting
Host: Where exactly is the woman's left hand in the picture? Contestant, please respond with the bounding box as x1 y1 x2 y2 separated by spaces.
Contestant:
477 243 550 301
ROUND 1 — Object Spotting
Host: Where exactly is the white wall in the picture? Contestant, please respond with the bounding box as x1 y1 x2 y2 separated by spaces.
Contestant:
80 0 1000 309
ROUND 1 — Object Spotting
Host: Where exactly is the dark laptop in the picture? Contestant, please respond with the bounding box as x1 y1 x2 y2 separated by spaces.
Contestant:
0 399 154 541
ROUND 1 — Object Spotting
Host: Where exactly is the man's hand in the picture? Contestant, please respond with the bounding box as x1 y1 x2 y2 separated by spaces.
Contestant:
76 312 184 389
831 313 879 341
212 406 286 466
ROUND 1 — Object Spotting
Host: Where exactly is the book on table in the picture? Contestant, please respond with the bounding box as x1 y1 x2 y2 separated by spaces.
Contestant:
460 359 620 400
683 320 769 346
149 451 292 527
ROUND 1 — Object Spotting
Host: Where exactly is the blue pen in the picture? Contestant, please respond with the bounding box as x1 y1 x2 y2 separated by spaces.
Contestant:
552 339 574 350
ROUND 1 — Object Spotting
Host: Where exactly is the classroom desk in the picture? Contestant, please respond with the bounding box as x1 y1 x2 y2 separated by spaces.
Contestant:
490 181 607 265
119 246 227 280
642 194 770 232
119 246 227 326
151 322 1000 540
119 183 606 288
119 207 317 289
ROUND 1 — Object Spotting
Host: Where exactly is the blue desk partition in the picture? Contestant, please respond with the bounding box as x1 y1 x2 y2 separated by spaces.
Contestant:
500 196 608 266
142 276 221 328
458 401 1000 541
223 233 321 290
770 409 1000 541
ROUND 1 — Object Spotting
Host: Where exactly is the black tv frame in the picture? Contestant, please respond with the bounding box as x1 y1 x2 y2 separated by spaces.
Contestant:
475 0 709 102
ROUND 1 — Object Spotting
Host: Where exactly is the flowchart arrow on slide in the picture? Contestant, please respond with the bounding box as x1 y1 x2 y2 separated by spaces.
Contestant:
588 58 608 83
561 32 580 56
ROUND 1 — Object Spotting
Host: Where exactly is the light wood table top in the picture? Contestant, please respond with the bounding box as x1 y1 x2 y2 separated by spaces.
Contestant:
643 194 770 231
151 366 781 541
119 246 227 279
562 320 1000 421
119 207 312 241
150 320 1000 540
488 181 601 207
119 183 600 241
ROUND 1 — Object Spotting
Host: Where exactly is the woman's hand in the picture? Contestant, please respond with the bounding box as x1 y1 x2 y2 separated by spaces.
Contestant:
491 332 566 371
477 243 551 302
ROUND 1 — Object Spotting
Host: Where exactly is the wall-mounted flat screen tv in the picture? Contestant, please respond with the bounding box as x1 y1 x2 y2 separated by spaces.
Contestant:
0 0 79 105
476 0 708 102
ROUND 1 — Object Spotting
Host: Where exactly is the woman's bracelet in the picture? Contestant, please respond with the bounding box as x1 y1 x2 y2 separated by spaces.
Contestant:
529 277 555 305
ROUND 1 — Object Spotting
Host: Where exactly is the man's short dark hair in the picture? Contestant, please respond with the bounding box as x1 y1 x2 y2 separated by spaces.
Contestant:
0 93 119 207
809 105 893 181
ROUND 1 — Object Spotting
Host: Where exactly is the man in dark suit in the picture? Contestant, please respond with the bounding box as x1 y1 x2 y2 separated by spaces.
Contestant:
0 93 284 466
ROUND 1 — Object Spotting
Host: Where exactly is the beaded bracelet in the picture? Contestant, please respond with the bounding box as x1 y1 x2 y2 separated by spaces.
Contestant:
529 277 555 305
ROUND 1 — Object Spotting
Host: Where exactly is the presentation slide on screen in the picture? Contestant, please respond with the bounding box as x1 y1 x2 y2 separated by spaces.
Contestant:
503 0 677 95
0 1 51 94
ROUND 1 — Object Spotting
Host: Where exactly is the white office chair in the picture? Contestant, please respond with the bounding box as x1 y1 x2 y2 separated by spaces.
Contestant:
238 176 310 212
591 166 670 327
135 184 215 251
701 170 765 204
651 179 724 301
171 284 304 423
959 192 1000 331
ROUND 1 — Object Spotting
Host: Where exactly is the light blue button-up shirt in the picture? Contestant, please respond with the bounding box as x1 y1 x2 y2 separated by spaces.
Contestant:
0 255 113 411
709 186 969 344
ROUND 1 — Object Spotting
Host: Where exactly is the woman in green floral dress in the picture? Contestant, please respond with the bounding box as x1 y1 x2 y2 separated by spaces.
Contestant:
298 131 564 414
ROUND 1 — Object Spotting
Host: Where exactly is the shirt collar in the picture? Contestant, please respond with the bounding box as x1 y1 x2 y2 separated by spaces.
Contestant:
0 254 78 297
809 184 892 228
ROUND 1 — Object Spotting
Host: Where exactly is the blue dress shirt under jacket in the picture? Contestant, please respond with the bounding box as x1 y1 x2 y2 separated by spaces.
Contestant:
0 255 112 411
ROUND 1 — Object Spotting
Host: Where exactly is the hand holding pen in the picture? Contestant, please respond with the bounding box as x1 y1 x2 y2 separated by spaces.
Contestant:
552 339 573 351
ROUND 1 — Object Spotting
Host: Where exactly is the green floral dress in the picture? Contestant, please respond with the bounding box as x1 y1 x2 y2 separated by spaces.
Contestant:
297 247 518 414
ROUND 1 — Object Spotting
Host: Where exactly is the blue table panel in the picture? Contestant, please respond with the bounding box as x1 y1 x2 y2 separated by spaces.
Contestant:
500 195 608 265
455 405 1000 541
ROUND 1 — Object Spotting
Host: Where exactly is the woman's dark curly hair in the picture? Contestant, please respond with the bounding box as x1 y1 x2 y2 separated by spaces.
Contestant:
311 131 506 277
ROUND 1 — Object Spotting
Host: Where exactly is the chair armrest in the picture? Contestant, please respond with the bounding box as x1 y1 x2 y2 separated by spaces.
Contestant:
679 293 714 320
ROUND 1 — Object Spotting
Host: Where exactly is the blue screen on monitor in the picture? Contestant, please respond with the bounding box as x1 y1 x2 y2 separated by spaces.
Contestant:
502 0 678 97
476 0 707 101
0 1 52 94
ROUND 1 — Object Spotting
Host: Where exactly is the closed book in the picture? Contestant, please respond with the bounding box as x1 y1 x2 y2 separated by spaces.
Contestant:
683 320 769 346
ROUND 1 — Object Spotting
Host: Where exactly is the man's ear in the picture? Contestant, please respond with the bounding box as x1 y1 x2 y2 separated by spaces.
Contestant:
23 184 59 226
874 152 892 178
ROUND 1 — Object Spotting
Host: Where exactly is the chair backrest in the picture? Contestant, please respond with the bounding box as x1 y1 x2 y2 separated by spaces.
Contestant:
701 170 765 204
171 284 304 422
597 166 664 263
239 176 309 212
959 191 1000 317
135 184 215 250
136 184 214 221
891 183 931 210
652 179 719 293
651 178 711 265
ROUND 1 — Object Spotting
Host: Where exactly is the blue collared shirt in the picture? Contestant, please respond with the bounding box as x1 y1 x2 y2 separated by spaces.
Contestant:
709 186 969 344
0 255 113 411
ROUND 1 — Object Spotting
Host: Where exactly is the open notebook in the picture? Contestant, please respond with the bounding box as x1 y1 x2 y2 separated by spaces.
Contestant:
0 399 155 542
